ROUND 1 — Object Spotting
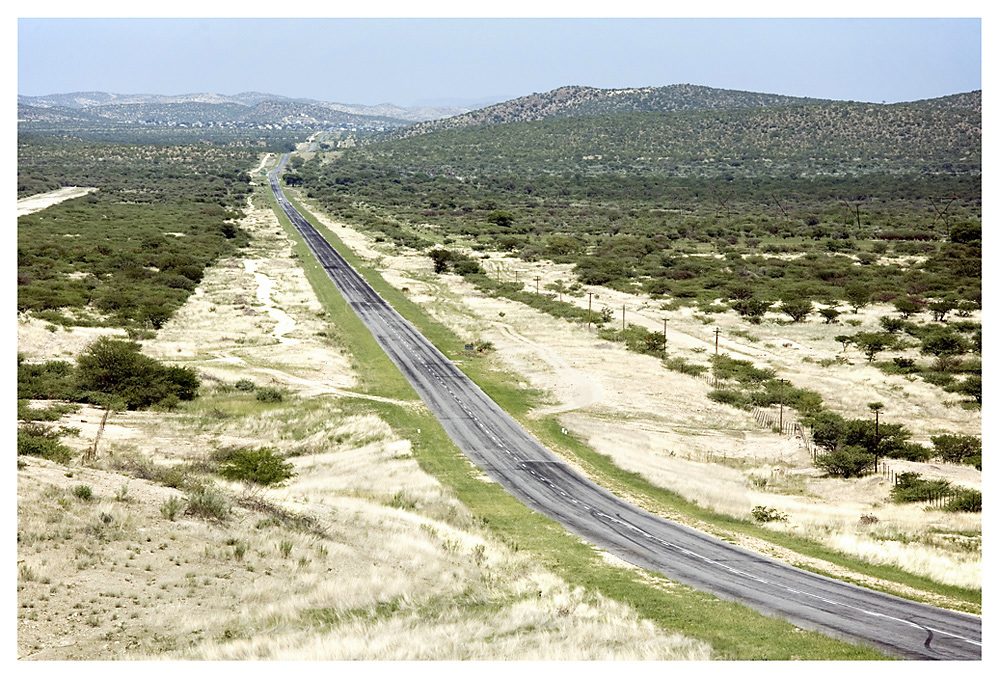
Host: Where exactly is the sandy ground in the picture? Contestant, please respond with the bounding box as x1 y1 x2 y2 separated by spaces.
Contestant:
16 175 712 660
292 190 982 594
17 186 98 216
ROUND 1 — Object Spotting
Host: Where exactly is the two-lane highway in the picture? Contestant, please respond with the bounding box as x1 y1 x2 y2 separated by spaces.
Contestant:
268 155 981 660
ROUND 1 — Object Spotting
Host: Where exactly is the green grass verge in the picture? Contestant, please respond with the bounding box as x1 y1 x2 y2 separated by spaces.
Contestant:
263 182 896 659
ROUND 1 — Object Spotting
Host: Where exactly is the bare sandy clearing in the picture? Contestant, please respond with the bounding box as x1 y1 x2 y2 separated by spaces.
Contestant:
18 186 98 216
17 316 127 362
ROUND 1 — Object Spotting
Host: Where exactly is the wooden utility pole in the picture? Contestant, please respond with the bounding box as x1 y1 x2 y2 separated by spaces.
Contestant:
534 275 540 294
869 402 884 473
588 292 593 329
622 304 626 331
87 404 113 462
778 378 788 433
713 327 721 388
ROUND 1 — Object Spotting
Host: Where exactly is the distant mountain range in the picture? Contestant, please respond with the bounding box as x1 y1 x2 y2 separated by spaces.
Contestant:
17 91 471 131
17 85 981 140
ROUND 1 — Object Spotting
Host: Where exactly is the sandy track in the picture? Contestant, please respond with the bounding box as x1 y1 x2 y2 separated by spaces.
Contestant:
18 186 98 216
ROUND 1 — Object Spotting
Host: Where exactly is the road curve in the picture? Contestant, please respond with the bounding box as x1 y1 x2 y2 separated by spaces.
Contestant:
267 155 981 660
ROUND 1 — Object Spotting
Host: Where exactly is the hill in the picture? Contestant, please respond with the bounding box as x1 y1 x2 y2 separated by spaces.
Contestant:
381 84 836 140
349 94 981 179
17 91 469 131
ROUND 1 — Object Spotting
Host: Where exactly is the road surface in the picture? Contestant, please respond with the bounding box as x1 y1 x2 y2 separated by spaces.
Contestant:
267 155 981 660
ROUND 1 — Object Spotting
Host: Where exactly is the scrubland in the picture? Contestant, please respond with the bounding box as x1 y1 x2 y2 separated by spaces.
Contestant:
291 190 981 600
16 180 711 660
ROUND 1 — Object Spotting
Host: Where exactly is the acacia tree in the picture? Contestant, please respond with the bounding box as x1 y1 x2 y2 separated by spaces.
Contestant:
75 337 199 410
732 297 771 324
779 297 813 322
920 329 968 371
852 331 895 362
818 307 841 324
893 297 924 319
844 284 870 314
929 299 957 323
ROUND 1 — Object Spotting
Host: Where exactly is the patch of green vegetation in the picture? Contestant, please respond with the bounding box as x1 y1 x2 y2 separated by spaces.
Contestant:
18 136 253 330
18 422 76 464
18 338 200 411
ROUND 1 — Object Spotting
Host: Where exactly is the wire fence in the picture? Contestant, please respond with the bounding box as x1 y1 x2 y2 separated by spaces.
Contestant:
878 462 977 509
751 406 819 460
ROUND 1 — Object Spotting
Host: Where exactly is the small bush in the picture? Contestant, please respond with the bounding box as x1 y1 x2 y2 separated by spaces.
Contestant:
707 388 752 410
160 496 183 521
944 489 982 513
255 387 284 403
72 485 94 501
17 423 75 464
663 357 709 376
858 514 879 526
185 485 231 521
216 446 295 491
751 506 788 523
890 472 951 503
887 443 933 462
234 378 256 391
815 445 873 478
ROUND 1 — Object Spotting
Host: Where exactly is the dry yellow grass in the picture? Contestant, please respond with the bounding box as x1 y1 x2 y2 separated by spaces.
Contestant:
17 175 712 660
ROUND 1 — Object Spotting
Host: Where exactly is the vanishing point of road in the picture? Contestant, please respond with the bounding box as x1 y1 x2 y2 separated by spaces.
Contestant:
268 155 981 660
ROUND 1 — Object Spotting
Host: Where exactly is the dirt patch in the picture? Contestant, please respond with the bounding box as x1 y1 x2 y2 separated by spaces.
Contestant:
18 186 98 216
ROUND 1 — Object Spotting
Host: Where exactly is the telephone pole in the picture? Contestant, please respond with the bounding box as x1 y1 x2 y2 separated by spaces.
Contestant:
534 275 540 294
778 378 788 433
588 292 593 329
868 402 884 473
713 327 721 388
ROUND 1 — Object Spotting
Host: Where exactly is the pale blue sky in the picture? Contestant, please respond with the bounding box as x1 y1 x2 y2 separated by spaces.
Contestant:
18 17 981 106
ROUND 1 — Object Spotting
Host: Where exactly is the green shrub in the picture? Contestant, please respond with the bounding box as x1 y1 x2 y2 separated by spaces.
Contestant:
944 489 982 513
185 485 231 521
751 506 788 523
72 485 94 501
17 423 75 464
18 359 78 401
888 443 933 462
216 446 295 491
17 399 81 422
234 378 256 391
255 387 284 403
707 388 752 410
890 472 951 503
931 434 981 466
160 496 183 521
662 356 709 376
75 337 200 409
815 445 873 478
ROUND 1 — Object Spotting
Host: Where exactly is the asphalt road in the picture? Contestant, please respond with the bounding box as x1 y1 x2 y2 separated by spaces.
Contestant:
268 156 982 660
